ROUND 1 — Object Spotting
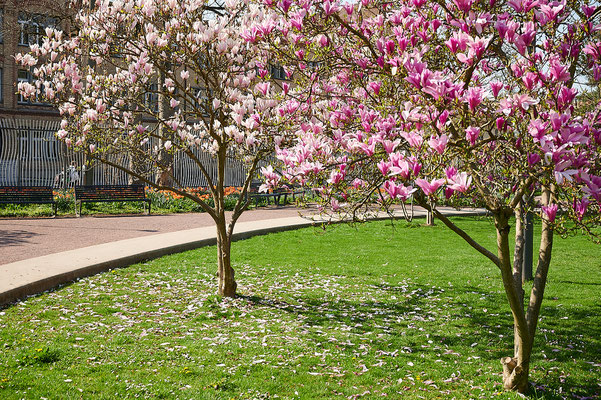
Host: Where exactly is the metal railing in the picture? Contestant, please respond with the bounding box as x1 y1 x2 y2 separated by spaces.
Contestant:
0 118 251 189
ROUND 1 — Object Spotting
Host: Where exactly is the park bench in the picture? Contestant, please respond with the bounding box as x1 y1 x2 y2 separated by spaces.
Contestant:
248 182 305 207
74 184 151 216
0 186 57 215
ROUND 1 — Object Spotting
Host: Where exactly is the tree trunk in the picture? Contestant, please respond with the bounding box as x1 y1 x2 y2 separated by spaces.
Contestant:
216 219 237 297
426 209 434 225
512 206 526 358
215 142 236 297
494 210 531 393
501 354 530 392
525 186 555 363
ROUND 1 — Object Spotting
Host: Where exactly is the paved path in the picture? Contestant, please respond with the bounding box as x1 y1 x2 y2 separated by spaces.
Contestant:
0 207 314 265
0 206 486 306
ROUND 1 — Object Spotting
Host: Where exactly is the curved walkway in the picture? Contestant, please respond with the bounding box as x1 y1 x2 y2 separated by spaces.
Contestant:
0 206 486 306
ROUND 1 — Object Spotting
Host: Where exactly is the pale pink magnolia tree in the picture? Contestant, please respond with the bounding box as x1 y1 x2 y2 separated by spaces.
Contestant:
17 0 289 297
256 0 601 392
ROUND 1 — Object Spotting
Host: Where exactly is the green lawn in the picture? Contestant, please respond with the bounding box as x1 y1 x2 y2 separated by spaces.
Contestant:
0 217 599 399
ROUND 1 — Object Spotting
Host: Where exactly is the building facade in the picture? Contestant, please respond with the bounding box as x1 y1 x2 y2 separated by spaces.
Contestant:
0 0 78 187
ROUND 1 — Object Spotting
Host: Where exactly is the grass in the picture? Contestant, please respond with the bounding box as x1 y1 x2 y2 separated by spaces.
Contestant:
0 217 599 399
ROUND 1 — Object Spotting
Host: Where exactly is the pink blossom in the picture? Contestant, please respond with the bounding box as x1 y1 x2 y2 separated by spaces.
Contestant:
255 82 271 96
85 108 98 121
496 117 506 131
583 174 601 203
465 87 484 111
330 198 341 211
536 2 565 25
428 134 449 154
384 181 415 201
328 170 344 184
453 0 474 12
352 178 364 189
377 160 390 176
445 166 458 180
401 130 423 148
549 61 571 82
465 126 480 146
573 198 589 221
490 81 503 97
541 203 558 223
528 153 541 166
513 93 539 111
317 34 329 47
382 139 399 154
415 178 445 196
368 81 381 95
447 172 472 193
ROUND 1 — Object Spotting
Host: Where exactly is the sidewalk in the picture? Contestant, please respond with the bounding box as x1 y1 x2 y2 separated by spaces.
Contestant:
0 206 486 306
0 207 313 265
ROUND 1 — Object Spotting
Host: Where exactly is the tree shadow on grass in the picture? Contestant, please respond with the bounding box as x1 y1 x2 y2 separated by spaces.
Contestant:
242 283 601 399
554 280 601 286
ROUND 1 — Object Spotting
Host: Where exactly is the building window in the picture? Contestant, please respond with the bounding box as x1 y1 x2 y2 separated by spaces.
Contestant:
17 70 49 106
17 70 30 104
0 68 3 103
19 13 57 46
145 83 159 113
269 64 287 80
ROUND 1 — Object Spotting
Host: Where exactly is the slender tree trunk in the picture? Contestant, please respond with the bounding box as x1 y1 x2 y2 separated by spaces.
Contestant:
494 210 531 393
425 198 435 226
426 209 434 226
512 206 526 357
525 187 555 351
216 218 236 297
215 143 237 297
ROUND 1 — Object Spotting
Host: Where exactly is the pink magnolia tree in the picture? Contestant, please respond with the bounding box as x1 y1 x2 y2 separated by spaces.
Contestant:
17 0 288 297
257 0 601 392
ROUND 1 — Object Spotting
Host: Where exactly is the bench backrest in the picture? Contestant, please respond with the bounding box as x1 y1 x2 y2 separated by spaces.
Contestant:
75 185 147 201
0 186 54 203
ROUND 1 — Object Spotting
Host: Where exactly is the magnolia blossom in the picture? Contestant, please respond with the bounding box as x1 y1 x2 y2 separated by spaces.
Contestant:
541 203 558 222
447 172 472 193
415 178 445 196
465 127 480 146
